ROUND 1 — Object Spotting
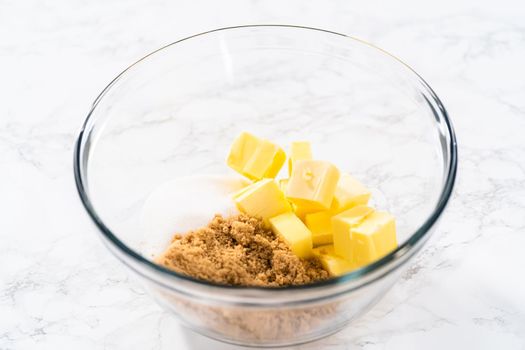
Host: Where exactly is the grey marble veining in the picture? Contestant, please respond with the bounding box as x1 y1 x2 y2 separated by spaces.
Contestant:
1 0 524 349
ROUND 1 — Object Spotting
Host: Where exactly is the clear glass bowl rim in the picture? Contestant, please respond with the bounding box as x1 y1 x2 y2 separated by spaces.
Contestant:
73 24 458 294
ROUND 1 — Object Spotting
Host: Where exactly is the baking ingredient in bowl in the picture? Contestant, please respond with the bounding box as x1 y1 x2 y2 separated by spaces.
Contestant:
226 131 286 180
302 173 373 246
304 211 333 246
269 212 313 258
312 245 355 276
286 159 341 211
139 175 247 257
344 210 397 267
232 178 291 222
155 214 329 286
154 132 398 285
332 205 376 261
331 173 372 212
227 132 399 277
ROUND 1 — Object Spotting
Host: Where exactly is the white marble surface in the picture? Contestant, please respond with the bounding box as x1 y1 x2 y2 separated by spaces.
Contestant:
1 1 525 349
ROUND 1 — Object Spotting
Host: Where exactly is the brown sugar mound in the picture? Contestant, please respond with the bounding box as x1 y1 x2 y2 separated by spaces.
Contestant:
156 214 329 287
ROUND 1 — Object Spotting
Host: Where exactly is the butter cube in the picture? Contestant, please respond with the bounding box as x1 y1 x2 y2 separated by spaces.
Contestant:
234 179 291 222
331 173 371 213
305 211 333 246
227 132 286 180
288 141 312 176
351 211 397 267
313 245 355 276
286 160 340 211
332 205 374 260
269 212 313 258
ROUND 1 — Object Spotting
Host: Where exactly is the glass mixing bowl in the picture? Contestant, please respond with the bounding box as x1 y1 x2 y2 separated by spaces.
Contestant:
74 25 457 347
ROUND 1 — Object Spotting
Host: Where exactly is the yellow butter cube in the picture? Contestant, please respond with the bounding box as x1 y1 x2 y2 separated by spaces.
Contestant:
313 245 355 276
286 160 340 211
227 132 286 180
331 173 371 213
332 205 374 261
269 212 313 258
288 141 312 176
234 179 291 222
351 211 397 267
305 211 333 246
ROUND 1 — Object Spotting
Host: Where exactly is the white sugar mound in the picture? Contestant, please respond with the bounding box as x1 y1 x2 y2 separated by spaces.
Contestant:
139 175 248 259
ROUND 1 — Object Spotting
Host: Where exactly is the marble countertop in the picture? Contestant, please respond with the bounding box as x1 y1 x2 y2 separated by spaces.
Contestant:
1 0 524 349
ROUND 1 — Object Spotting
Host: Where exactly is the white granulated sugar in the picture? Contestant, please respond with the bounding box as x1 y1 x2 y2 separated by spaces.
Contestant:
139 175 249 259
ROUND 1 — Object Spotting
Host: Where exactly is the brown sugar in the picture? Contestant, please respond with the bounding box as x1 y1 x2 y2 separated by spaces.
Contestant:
155 214 329 286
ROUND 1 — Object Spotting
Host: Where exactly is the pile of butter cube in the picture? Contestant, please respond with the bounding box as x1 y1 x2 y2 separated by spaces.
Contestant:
227 132 397 276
